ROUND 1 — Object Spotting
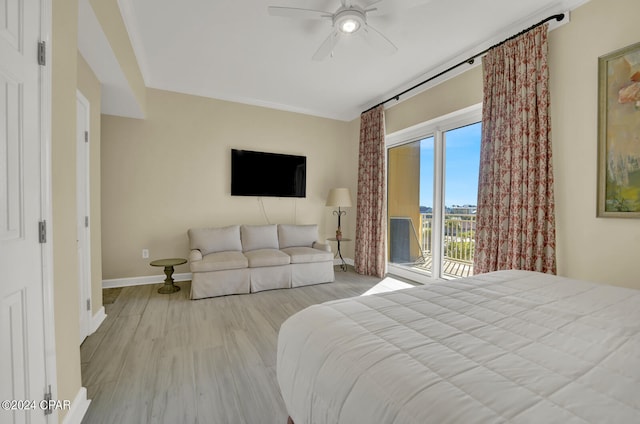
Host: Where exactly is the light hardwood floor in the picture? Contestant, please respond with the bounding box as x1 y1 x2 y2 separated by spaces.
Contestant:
81 268 382 424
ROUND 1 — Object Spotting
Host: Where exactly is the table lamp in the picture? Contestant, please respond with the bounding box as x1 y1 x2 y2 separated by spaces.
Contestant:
325 188 352 240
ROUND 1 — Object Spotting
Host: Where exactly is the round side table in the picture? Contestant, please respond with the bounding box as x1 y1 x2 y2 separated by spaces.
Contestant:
150 258 187 294
327 237 351 271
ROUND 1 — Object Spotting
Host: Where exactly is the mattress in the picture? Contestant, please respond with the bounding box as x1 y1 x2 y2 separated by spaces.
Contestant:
276 270 640 423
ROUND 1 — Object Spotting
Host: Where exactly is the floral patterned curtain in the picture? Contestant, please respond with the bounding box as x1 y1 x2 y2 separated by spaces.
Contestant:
354 105 386 277
473 24 557 275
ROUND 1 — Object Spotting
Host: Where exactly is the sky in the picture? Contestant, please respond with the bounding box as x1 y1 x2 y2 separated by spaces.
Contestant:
419 122 482 207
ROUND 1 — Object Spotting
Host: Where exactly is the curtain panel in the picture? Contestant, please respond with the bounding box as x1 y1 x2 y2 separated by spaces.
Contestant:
474 24 557 275
354 105 386 278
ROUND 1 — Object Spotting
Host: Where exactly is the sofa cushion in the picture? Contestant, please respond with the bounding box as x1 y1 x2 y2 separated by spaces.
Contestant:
188 225 242 256
190 251 248 273
241 225 279 252
281 246 333 264
278 224 318 249
244 249 291 268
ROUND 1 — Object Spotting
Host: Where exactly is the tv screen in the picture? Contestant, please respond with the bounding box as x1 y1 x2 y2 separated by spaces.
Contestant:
231 149 306 198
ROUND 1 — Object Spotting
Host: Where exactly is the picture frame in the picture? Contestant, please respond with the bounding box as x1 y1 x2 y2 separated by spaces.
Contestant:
597 41 640 218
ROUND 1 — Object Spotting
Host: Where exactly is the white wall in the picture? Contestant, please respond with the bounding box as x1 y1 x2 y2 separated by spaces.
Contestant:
549 0 640 288
100 0 640 289
101 88 356 279
385 0 640 288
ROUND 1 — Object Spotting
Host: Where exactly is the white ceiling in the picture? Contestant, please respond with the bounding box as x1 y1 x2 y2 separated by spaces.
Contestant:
89 0 590 121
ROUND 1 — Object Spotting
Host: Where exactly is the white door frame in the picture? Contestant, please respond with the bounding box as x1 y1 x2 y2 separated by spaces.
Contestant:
76 90 91 343
39 0 59 420
385 103 482 284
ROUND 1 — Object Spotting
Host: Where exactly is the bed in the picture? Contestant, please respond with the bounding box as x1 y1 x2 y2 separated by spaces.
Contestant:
277 270 640 423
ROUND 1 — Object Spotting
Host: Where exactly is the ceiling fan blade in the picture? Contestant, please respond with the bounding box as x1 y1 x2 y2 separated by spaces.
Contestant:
312 30 342 61
267 6 332 19
363 24 397 55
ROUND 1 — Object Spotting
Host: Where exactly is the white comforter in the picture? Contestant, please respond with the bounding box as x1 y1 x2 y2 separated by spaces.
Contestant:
277 270 640 423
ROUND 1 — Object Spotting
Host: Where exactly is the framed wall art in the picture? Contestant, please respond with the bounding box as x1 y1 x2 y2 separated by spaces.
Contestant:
597 41 640 218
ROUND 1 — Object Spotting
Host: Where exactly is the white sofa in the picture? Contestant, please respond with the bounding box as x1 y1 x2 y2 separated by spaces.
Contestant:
187 224 335 300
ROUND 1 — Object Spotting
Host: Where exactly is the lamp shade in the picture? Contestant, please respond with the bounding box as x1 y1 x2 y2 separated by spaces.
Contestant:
325 188 352 207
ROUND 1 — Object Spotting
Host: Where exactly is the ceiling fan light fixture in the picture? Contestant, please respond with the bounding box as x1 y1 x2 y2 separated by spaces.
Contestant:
341 18 360 33
268 2 397 60
335 9 365 34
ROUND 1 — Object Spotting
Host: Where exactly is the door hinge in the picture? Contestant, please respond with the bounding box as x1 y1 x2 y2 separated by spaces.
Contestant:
85 216 89 228
38 41 46 66
43 385 52 416
84 131 89 143
86 298 91 311
38 221 47 243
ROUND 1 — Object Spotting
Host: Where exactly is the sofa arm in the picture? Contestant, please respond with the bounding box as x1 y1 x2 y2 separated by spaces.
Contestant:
312 241 332 253
189 249 203 262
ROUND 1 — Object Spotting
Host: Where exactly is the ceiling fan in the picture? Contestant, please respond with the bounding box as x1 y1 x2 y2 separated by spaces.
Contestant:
268 0 399 61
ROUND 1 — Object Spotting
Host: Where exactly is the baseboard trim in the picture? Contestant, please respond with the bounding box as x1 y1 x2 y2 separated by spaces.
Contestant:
102 272 192 289
62 386 90 424
103 261 355 288
90 306 106 334
103 258 357 289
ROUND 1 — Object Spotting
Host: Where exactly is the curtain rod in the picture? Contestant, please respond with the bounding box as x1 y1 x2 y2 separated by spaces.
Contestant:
362 12 565 115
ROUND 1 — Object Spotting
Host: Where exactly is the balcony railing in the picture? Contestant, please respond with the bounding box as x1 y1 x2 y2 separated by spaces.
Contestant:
389 213 476 278
420 213 476 264
419 213 477 278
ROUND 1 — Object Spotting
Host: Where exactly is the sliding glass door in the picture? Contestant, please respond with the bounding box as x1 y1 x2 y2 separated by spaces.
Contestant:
387 106 481 282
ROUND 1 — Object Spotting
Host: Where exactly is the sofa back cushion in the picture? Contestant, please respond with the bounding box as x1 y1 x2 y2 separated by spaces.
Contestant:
188 225 242 255
278 224 318 249
241 224 279 252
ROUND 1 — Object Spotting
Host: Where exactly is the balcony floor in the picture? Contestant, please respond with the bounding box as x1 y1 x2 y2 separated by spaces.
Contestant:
394 255 474 279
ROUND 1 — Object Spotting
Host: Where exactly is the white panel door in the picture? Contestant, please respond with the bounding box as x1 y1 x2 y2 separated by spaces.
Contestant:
0 0 49 422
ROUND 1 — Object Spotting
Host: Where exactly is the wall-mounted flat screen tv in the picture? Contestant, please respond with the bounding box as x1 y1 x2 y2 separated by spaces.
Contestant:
231 149 306 198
